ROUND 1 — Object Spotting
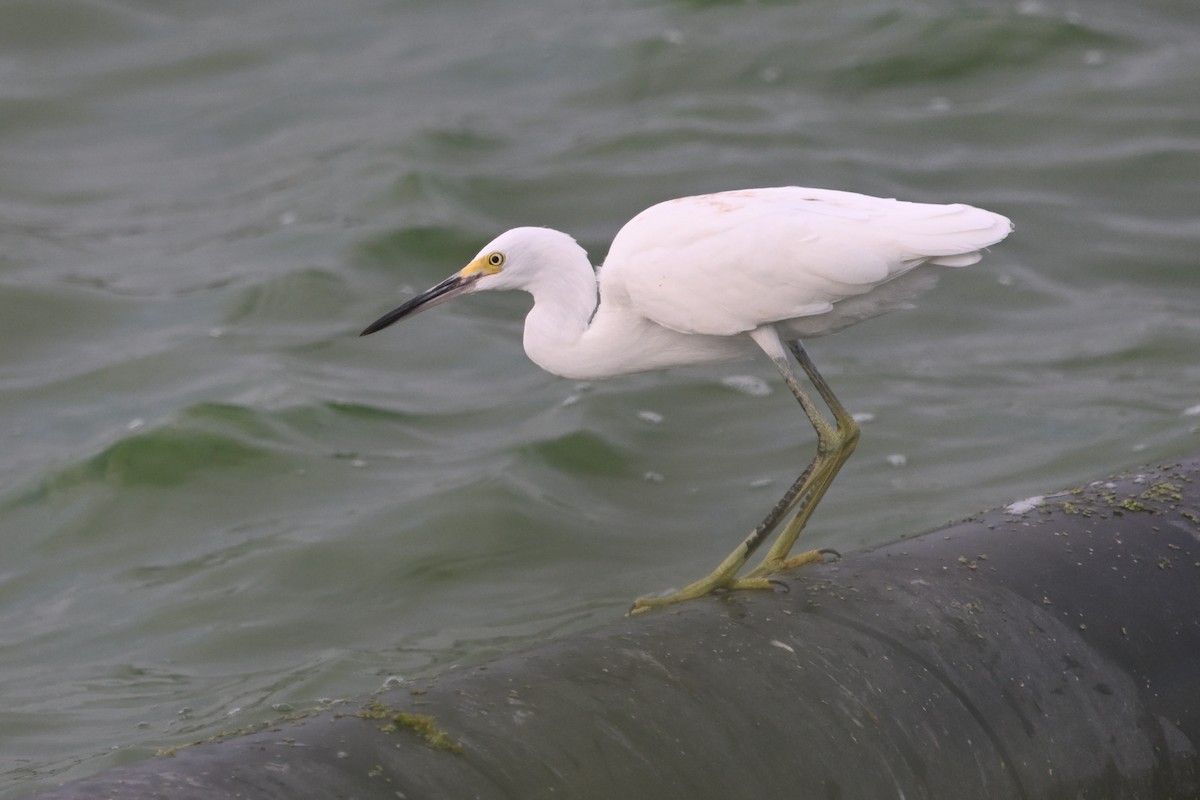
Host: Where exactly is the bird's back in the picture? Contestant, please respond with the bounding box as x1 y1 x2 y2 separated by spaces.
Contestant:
600 187 1012 338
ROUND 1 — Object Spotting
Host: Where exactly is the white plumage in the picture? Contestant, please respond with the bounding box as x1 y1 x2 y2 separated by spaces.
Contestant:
608 188 1007 335
361 186 1012 613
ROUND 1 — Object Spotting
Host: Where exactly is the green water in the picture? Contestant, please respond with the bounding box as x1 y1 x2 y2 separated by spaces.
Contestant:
2 0 1199 794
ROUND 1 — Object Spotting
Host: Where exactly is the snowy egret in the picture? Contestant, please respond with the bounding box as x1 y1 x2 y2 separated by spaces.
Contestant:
361 187 1012 614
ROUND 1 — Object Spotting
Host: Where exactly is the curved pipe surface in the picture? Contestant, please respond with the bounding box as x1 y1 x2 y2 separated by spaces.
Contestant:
26 458 1200 799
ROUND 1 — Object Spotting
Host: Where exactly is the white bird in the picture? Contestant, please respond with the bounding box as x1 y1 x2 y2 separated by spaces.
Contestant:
361 187 1012 614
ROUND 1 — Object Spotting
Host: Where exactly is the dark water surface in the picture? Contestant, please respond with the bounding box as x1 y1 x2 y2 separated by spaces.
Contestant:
2 0 1198 794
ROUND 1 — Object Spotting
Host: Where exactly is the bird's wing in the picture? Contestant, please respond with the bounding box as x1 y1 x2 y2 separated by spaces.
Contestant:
600 187 1011 337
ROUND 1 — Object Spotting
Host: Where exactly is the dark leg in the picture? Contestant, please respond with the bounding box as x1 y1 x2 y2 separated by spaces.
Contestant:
628 328 858 614
736 337 859 581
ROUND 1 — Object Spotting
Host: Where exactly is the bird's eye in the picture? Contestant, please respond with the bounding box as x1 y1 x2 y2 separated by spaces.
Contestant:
488 252 504 267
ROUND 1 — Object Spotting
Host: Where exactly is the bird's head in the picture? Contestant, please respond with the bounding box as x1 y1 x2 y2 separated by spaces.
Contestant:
359 227 585 336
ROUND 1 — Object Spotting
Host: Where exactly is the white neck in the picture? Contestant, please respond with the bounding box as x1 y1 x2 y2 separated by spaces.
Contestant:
488 227 746 380
519 254 601 379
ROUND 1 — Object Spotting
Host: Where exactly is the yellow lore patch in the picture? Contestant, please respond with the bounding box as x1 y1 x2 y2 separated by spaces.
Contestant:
459 252 505 278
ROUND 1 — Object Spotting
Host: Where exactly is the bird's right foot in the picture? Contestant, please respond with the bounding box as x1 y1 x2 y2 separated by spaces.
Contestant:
627 548 840 615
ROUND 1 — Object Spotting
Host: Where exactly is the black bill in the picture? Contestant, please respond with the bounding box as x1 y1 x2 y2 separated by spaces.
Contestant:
360 271 482 336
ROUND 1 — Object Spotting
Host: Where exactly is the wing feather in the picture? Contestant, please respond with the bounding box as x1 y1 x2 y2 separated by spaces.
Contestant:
600 187 1011 336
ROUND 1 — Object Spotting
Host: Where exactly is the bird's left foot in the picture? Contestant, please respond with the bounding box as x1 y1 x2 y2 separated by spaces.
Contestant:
627 582 754 616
